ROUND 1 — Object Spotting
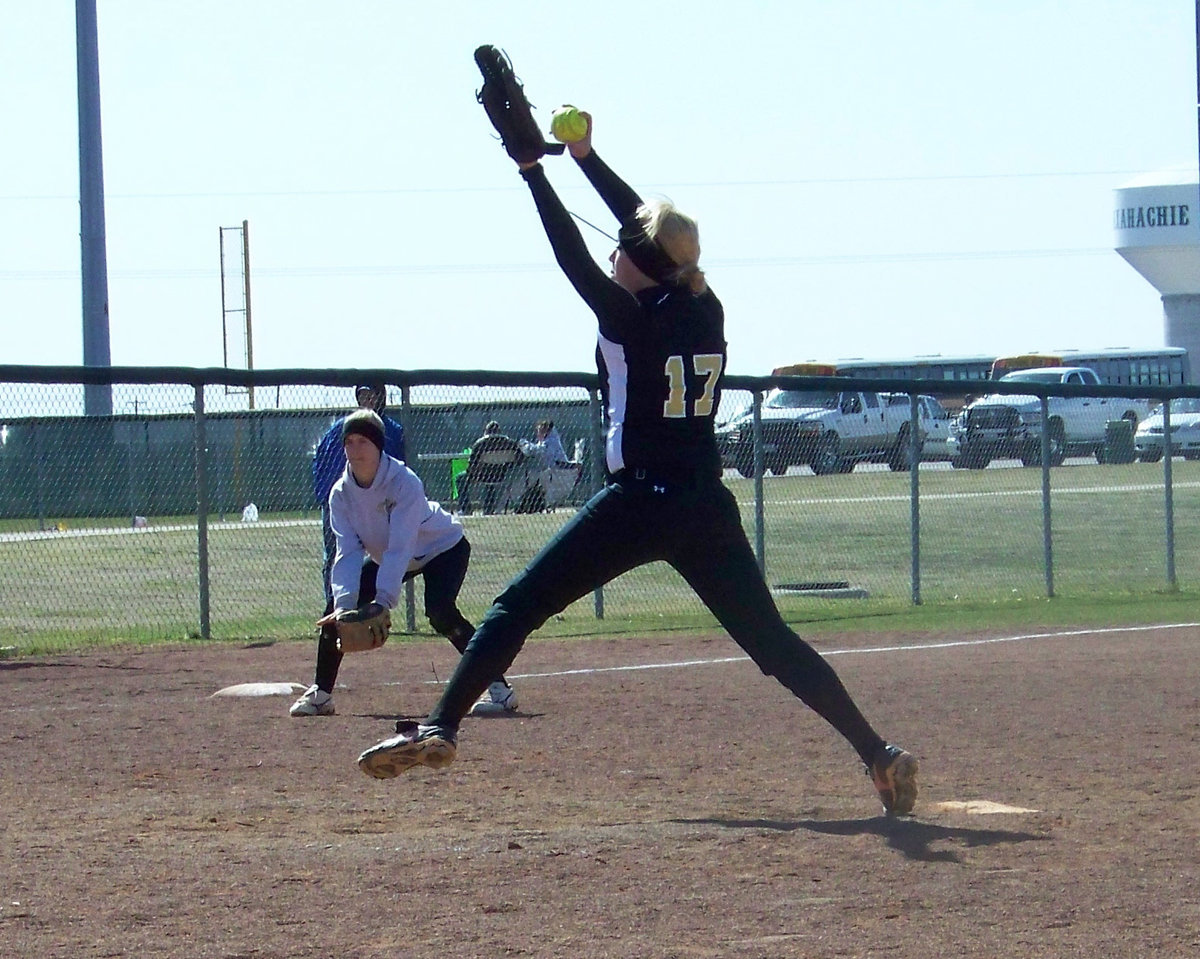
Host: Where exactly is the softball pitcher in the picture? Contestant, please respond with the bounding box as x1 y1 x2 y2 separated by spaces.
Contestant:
358 50 917 814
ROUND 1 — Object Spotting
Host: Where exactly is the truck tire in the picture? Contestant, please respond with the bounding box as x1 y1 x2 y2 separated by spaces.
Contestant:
1047 419 1066 467
952 436 990 469
734 445 755 479
1138 448 1163 463
888 425 914 472
960 445 990 469
779 432 806 471
811 432 842 475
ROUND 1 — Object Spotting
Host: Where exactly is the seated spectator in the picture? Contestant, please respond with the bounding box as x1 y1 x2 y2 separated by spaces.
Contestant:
529 419 569 467
514 420 580 513
461 421 522 514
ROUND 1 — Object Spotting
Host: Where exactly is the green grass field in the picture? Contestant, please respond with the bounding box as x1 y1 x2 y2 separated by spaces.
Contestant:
2 460 1197 655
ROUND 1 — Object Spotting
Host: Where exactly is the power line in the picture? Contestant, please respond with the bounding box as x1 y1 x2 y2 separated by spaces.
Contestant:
0 246 1115 283
0 168 1154 203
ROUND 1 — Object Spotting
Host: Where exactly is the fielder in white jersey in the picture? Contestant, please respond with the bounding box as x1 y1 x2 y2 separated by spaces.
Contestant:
328 451 462 613
289 409 517 719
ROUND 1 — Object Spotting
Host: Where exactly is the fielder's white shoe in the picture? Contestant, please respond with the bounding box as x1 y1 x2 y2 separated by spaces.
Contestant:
289 684 335 717
469 680 518 716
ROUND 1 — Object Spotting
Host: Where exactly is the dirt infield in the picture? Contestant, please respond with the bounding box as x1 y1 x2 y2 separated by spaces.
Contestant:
2 624 1199 958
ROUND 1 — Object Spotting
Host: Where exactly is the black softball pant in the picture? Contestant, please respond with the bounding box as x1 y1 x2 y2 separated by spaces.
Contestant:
314 537 477 692
427 478 886 766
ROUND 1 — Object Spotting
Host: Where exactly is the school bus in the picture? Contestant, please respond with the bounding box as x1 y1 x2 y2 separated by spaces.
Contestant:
770 356 995 411
989 348 1189 386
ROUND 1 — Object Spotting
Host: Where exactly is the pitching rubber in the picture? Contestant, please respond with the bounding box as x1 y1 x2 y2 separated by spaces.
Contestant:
357 732 456 779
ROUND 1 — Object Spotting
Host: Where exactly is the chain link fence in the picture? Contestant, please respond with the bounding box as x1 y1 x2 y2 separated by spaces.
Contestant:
0 365 1196 652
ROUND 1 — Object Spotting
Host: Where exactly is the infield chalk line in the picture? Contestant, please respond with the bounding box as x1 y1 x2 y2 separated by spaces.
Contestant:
767 480 1200 508
8 481 1200 543
0 517 318 544
483 621 1199 683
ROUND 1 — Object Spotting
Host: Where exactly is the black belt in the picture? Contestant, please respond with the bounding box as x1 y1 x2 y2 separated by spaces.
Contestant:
609 466 719 493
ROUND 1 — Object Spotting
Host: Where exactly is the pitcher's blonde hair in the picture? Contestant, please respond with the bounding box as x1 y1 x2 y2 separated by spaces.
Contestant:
634 199 708 294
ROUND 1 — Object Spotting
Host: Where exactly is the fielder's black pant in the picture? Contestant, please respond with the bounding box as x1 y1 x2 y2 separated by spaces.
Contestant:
427 474 888 766
313 537 477 692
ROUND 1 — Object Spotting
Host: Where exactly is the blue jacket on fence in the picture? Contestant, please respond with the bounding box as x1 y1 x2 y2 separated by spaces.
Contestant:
312 414 407 506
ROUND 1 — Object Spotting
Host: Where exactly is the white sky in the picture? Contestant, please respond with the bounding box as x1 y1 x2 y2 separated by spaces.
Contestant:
2 1 1197 379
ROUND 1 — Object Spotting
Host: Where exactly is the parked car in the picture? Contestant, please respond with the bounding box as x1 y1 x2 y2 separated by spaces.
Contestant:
880 393 956 463
1134 397 1200 462
720 387 910 476
953 367 1148 469
917 395 955 461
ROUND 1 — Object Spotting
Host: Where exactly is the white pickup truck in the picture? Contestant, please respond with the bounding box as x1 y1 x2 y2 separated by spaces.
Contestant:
718 387 910 476
954 366 1149 468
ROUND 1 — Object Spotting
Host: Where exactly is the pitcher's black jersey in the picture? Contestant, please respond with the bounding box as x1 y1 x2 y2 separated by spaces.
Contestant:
521 156 726 480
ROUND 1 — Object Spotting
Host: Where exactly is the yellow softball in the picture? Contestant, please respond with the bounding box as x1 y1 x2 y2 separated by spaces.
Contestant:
550 105 588 144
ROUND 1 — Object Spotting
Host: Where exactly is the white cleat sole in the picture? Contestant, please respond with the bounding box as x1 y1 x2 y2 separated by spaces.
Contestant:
357 734 456 779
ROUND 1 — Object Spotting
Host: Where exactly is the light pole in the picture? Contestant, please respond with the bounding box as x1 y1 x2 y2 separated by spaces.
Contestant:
76 0 112 416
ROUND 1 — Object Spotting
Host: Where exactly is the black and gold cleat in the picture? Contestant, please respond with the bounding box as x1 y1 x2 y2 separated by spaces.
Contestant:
869 744 919 815
357 722 457 779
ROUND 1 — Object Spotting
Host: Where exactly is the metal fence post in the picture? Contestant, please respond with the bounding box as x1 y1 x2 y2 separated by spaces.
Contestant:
751 391 765 575
124 421 136 527
1163 400 1176 589
194 384 211 639
400 382 417 632
32 422 46 531
589 389 604 620
1040 394 1054 598
910 392 921 606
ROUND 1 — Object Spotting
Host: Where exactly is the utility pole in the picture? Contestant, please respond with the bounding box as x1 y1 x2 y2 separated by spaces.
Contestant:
76 0 113 416
219 220 255 409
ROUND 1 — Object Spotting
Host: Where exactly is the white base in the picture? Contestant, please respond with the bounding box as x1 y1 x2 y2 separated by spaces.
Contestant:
211 681 308 698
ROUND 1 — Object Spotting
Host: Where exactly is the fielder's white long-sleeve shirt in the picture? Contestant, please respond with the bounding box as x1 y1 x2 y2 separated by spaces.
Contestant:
328 454 463 611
